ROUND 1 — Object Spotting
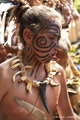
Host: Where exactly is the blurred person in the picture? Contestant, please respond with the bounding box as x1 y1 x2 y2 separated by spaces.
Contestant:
0 44 6 63
6 53 12 60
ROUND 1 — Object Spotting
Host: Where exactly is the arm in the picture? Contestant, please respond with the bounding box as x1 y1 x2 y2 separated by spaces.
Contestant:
0 66 5 102
0 63 12 102
56 67 76 120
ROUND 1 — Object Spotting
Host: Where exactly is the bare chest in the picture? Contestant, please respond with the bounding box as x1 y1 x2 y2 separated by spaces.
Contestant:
0 80 60 120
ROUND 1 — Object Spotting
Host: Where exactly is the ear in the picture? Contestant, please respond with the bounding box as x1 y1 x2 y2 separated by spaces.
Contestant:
23 28 33 45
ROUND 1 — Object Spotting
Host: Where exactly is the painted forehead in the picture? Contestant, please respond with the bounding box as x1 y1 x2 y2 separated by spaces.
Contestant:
40 21 61 36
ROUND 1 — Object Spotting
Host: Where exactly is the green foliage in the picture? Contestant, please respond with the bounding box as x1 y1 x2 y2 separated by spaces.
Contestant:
74 0 80 13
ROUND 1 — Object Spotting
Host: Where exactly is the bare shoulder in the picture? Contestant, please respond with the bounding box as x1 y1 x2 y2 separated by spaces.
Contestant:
0 56 17 73
0 56 18 82
0 56 17 101
0 56 17 88
0 57 16 81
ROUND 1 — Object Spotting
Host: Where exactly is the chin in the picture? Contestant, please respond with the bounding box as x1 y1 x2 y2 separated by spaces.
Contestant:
45 59 51 64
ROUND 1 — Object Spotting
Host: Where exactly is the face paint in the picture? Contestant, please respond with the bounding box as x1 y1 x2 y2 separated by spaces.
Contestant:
32 21 61 63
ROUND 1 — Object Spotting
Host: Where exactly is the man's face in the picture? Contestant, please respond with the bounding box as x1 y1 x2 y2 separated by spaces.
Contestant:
32 21 61 63
0 45 6 58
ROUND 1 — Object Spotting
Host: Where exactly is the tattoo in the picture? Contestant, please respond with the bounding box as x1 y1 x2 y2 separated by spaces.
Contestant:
33 51 49 58
30 61 38 77
28 54 34 62
28 45 31 51
45 59 51 63
33 36 53 54
41 23 60 34
36 62 41 73
27 46 33 61
36 36 54 50
42 57 50 61
52 43 58 48
32 22 60 62
41 23 60 44
35 74 37 79
35 62 41 78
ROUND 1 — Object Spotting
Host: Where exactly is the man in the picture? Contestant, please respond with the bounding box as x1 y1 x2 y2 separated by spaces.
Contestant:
0 4 76 120
0 44 6 63
66 0 80 20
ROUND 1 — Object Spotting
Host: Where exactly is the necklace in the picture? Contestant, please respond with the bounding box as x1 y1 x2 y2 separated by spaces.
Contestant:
10 49 60 92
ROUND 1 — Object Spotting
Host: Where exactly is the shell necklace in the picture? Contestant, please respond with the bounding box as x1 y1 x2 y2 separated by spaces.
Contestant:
11 49 60 92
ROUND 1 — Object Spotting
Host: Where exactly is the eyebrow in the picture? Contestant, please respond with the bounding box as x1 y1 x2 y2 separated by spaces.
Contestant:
42 24 60 32
40 23 61 38
42 29 60 37
47 31 60 36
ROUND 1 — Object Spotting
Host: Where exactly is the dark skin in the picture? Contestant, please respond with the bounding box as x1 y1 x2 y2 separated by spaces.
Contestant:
54 29 71 71
0 44 6 63
5 44 18 55
0 21 76 120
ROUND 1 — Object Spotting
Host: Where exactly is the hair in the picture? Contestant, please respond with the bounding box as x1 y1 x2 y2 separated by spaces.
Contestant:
10 4 61 45
59 29 71 52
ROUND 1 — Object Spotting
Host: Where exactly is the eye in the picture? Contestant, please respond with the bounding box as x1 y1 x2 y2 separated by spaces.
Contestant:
49 36 54 40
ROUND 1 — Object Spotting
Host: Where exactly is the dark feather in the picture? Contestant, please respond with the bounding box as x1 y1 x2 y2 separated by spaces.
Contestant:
39 83 50 113
0 0 19 5
0 0 13 3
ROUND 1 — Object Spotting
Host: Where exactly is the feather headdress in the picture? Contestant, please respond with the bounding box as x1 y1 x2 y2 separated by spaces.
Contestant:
0 0 14 3
0 0 27 5
0 0 29 45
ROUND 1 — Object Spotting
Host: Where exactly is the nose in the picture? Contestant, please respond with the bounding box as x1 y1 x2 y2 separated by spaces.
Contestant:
53 44 59 50
52 40 60 50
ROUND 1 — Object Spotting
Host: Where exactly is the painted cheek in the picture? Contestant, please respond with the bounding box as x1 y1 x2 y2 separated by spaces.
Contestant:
33 36 53 54
32 37 53 62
